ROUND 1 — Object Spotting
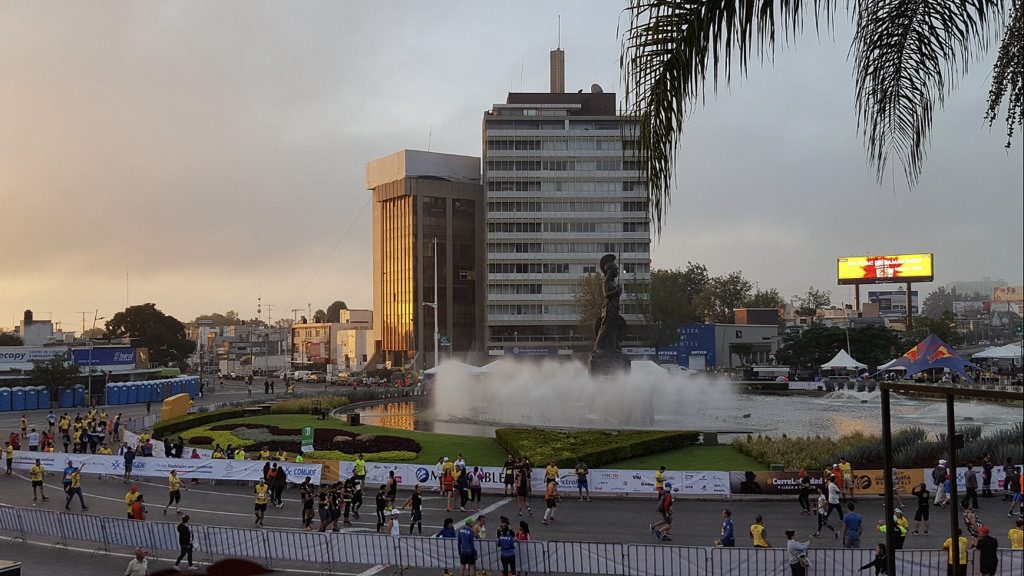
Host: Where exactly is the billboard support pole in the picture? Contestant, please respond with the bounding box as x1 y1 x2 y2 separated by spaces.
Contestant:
905 282 913 331
854 285 860 313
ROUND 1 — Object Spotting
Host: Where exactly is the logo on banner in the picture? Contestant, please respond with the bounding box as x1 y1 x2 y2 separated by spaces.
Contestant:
416 467 430 482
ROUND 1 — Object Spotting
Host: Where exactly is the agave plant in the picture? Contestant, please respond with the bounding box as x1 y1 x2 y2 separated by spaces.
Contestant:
622 0 1023 231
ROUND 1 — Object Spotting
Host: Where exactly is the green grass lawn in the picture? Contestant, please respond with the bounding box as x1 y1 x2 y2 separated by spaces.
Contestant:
185 414 508 466
605 445 764 471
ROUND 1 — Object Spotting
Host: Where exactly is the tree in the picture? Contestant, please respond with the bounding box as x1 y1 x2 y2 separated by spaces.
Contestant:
191 311 240 327
326 301 349 322
622 0 1023 231
312 309 329 323
105 303 195 366
575 273 606 346
745 288 787 309
28 356 80 403
648 263 711 346
0 333 23 346
793 287 833 317
922 286 956 319
694 271 753 323
909 311 964 345
775 324 903 371
80 328 105 339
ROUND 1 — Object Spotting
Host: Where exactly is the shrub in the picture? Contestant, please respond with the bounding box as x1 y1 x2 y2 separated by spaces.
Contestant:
195 422 420 455
308 450 418 462
494 428 699 468
155 408 247 438
187 435 214 445
268 396 351 415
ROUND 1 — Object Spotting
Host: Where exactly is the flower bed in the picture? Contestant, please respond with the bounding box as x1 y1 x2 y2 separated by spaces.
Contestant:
195 423 421 455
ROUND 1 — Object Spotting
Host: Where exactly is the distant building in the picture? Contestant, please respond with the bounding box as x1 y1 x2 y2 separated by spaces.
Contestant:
334 309 373 373
482 47 651 356
291 322 342 372
16 310 55 346
867 289 919 321
733 308 781 326
658 323 783 370
366 149 485 371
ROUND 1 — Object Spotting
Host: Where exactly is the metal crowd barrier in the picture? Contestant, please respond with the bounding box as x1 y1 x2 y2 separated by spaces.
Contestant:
0 504 1022 575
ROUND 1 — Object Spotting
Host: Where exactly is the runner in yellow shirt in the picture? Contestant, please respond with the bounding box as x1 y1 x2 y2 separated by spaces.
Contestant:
20 415 28 438
839 457 855 501
1009 518 1024 550
29 459 48 503
353 454 367 480
544 460 559 484
98 445 113 455
125 485 141 519
4 442 13 476
254 480 270 526
164 470 183 515
750 515 770 547
655 466 666 499
64 463 89 511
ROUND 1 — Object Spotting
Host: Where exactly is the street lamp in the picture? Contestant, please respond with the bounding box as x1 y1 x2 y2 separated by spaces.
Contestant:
86 310 105 406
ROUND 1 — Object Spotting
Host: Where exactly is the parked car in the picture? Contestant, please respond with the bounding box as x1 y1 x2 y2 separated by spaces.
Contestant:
305 372 329 383
292 370 312 381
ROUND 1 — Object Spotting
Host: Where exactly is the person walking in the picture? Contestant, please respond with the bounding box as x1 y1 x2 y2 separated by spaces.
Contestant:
402 484 424 535
123 446 135 483
496 516 517 576
974 525 999 576
442 467 456 512
27 428 39 452
574 459 590 502
942 528 969 576
842 503 863 549
719 509 735 547
164 470 183 515
502 456 516 497
375 484 388 533
1008 466 1023 517
750 514 770 548
29 458 49 504
858 543 888 574
271 464 287 508
515 466 531 518
541 477 558 525
933 460 949 506
839 457 855 502
785 529 811 576
981 453 995 498
4 442 13 476
797 469 811 515
1002 457 1017 501
124 485 141 519
962 464 979 510
469 466 483 508
813 487 838 539
300 477 315 531
456 466 470 512
911 482 930 535
173 515 196 570
651 481 673 541
385 509 403 574
63 462 88 511
826 476 844 521
457 518 478 576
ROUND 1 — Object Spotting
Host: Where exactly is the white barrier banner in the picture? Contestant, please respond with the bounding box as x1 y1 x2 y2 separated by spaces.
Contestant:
339 461 730 496
13 451 321 485
922 464 1020 492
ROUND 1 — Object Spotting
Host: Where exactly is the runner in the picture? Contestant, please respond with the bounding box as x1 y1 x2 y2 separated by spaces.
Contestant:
515 464 532 518
300 477 315 531
63 462 88 511
353 453 366 482
575 459 590 502
457 518 478 576
253 478 270 526
124 481 141 518
443 467 456 512
402 484 423 535
797 468 811 515
813 487 838 539
719 509 735 547
502 455 516 497
386 470 398 505
496 516 517 576
174 514 195 570
651 481 673 541
911 482 930 535
839 457 855 502
27 428 39 452
4 442 13 476
29 458 48 504
541 477 557 525
1009 518 1023 550
750 514 770 548
131 494 147 520
20 414 27 439
317 486 330 532
328 482 342 531
842 503 863 548
164 470 183 515
351 477 363 519
375 484 389 532
544 460 558 484
1008 466 1023 517
655 466 666 500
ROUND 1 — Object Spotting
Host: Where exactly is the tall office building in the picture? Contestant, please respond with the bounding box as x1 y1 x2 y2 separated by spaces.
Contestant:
482 50 652 356
366 150 485 370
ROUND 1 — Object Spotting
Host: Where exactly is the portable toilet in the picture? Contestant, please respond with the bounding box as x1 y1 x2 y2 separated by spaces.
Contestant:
105 384 119 406
74 385 85 408
125 383 137 404
25 387 38 411
160 380 170 399
133 384 144 404
119 384 130 405
0 388 11 412
170 379 181 396
35 386 48 409
11 387 25 412
59 388 73 409
186 378 198 397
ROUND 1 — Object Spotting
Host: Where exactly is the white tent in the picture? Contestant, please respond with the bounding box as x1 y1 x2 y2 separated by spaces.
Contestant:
973 344 1023 360
423 361 481 375
820 349 867 370
878 358 907 371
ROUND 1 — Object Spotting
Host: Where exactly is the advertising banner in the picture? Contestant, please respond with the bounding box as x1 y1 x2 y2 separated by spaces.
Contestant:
837 253 934 285
923 464 1019 493
729 471 824 495
71 347 136 367
852 468 924 495
13 451 321 484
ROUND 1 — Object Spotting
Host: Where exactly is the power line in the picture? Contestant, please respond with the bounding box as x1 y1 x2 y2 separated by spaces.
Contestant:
288 197 370 310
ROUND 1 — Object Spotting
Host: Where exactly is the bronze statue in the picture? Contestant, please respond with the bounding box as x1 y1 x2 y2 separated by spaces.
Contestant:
590 254 631 375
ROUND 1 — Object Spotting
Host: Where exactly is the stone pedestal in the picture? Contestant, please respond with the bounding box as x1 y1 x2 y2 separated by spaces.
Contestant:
588 351 631 378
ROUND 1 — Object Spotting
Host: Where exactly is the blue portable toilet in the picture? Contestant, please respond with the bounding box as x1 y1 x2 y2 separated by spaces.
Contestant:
124 384 135 404
24 387 38 411
159 380 170 399
0 388 11 412
74 385 85 408
186 378 198 397
169 379 181 396
11 387 25 412
126 383 138 404
59 388 73 409
38 386 51 409
136 383 148 403
105 385 119 406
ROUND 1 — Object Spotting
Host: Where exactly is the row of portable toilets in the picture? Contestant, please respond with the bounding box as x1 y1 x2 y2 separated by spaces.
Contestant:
0 377 199 412
104 377 199 406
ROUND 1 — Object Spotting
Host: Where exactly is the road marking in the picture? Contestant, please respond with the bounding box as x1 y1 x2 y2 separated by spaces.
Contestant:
355 564 387 575
457 496 511 525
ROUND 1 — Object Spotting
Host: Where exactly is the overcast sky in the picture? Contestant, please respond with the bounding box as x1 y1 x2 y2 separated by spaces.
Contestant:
2 1 1021 332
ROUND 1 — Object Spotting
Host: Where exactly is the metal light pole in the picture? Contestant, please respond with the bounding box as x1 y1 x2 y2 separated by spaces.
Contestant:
86 310 105 406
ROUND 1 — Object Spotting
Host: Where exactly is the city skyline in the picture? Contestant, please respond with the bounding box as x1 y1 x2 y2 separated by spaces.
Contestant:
2 1 1022 331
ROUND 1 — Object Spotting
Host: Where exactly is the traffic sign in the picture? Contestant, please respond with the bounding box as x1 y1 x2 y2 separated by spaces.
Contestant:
439 336 452 346
301 426 314 453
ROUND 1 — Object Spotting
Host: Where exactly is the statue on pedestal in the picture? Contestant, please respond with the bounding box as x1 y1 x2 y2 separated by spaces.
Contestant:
589 254 631 376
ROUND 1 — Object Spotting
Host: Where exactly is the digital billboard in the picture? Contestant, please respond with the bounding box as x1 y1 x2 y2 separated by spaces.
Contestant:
837 253 933 285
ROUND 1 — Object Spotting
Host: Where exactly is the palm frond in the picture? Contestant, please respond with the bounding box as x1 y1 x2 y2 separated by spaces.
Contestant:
621 1 838 233
853 0 1006 185
985 0 1024 146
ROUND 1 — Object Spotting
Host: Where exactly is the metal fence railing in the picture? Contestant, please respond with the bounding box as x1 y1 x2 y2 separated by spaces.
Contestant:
0 503 1021 575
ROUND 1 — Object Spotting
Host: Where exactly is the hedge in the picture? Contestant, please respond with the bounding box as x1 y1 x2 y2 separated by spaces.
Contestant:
494 428 700 468
154 408 247 438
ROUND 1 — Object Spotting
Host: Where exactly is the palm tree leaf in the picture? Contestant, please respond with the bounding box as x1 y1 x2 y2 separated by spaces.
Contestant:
852 0 1005 185
985 0 1024 146
622 1 838 233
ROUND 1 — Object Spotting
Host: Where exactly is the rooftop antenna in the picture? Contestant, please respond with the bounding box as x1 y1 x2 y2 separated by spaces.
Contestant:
76 311 90 335
558 14 561 49
427 129 432 152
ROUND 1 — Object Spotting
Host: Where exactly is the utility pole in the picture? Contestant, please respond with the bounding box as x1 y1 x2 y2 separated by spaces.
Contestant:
76 312 89 337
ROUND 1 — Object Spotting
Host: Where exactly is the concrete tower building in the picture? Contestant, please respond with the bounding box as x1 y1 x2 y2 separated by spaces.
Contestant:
482 51 652 357
366 150 485 371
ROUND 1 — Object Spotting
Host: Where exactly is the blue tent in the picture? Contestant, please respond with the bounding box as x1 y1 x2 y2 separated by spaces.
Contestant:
883 334 979 379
